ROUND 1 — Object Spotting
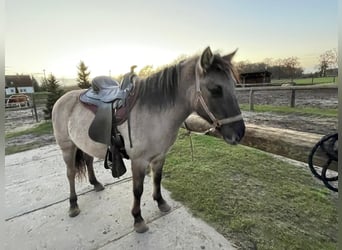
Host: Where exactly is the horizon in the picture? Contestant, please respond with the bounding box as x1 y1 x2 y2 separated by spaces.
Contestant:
6 0 338 79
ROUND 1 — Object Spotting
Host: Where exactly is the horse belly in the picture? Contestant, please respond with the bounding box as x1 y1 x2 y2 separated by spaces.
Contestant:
118 113 180 161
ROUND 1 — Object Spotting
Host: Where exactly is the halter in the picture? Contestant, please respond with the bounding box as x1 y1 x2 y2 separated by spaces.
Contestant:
194 68 243 128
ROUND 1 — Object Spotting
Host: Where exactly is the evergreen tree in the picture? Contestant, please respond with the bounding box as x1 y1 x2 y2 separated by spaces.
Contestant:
40 77 48 91
43 74 64 119
77 61 91 88
31 77 40 92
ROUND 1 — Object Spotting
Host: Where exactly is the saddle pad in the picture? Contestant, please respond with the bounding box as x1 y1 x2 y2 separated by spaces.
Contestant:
80 87 128 106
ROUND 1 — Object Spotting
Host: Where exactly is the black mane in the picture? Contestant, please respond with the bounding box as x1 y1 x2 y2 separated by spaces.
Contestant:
136 64 179 109
135 53 238 110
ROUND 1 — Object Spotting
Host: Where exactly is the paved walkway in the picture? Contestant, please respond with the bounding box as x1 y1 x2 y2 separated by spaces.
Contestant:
5 145 236 250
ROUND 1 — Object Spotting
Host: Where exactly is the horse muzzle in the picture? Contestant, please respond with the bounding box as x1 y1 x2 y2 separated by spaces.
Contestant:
219 119 245 145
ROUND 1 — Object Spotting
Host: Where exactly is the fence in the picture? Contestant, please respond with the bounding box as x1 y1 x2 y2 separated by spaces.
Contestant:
236 83 338 111
5 92 49 122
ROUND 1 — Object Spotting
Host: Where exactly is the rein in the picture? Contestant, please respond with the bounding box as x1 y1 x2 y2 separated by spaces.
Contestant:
194 68 243 129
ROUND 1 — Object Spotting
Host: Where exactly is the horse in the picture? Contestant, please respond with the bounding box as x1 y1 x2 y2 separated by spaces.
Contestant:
6 94 30 107
52 46 245 233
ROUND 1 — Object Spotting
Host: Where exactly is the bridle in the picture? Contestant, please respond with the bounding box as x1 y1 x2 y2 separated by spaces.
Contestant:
194 68 243 128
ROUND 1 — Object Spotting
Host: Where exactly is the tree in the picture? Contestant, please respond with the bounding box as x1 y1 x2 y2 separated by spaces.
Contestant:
31 77 40 92
138 65 154 77
318 49 337 77
39 77 48 91
77 61 91 88
282 57 301 81
43 74 64 119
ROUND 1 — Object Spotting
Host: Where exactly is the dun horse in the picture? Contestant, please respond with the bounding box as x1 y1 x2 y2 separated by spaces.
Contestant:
52 47 245 233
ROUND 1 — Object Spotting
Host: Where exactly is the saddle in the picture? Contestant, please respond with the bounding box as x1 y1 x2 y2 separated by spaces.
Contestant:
79 73 138 178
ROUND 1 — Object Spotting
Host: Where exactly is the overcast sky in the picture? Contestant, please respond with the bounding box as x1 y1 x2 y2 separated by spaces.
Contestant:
5 0 338 79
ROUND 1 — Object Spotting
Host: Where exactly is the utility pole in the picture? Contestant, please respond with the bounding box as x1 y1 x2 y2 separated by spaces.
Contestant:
43 69 46 82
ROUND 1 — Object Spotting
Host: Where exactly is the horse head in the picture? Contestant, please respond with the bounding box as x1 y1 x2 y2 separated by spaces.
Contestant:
194 47 245 145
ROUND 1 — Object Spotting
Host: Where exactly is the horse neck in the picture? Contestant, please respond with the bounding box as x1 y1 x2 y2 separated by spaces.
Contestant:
134 64 195 126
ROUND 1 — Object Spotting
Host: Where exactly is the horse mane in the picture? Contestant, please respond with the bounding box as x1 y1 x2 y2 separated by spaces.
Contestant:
136 64 180 110
135 53 239 110
211 54 240 83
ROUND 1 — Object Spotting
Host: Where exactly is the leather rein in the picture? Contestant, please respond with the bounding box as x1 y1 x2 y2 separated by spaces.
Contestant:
194 68 243 129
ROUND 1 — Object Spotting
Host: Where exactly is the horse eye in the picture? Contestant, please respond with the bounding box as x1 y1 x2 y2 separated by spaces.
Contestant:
208 85 223 98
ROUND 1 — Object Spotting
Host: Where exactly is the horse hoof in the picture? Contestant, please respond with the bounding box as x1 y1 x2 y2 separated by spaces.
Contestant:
69 207 80 217
159 203 171 213
134 222 149 233
94 183 105 192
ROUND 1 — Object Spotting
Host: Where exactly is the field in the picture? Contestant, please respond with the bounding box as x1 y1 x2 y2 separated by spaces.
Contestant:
163 130 337 249
271 76 336 85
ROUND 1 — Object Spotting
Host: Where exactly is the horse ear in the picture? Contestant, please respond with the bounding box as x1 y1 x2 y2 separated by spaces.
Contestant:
223 49 238 62
199 46 214 73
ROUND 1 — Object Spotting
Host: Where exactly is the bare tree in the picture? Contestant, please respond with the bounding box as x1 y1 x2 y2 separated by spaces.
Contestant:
318 49 337 77
283 57 300 81
263 58 274 69
274 58 285 80
235 60 251 73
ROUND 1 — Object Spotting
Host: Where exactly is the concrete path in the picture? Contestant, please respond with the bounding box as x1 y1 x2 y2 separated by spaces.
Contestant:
5 145 236 250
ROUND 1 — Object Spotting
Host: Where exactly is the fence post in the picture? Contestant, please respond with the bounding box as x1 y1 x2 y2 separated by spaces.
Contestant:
249 89 254 111
290 90 296 107
31 93 39 122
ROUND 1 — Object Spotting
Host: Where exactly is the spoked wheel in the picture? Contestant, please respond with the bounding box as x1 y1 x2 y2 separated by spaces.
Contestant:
308 133 338 192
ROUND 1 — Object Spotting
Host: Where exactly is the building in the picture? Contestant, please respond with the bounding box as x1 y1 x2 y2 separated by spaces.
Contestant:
5 75 34 95
240 71 272 85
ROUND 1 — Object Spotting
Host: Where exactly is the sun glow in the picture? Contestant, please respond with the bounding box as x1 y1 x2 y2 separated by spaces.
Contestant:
48 45 182 79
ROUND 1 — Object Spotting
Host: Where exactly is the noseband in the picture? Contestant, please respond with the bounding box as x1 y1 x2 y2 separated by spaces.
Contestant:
195 69 243 128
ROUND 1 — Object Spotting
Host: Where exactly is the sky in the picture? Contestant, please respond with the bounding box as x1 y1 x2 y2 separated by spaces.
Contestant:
5 0 338 82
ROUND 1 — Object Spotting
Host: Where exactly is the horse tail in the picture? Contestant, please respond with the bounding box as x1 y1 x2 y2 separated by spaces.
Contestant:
75 148 87 180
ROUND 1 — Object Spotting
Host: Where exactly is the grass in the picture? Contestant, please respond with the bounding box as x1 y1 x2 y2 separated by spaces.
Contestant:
5 142 50 155
239 104 338 117
163 130 337 250
271 76 336 85
5 121 53 155
5 121 53 139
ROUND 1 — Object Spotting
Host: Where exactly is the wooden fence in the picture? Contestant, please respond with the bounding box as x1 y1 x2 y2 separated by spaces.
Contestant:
236 83 338 111
5 92 49 122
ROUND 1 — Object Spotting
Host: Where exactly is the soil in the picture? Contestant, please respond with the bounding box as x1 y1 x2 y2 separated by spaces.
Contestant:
5 88 338 148
236 88 338 135
5 106 56 148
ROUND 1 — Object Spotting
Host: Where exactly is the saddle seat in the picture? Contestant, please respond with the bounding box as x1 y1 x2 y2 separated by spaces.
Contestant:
81 76 133 108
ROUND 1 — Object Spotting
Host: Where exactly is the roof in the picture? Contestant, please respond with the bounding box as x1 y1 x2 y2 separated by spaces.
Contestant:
240 71 272 77
5 75 33 87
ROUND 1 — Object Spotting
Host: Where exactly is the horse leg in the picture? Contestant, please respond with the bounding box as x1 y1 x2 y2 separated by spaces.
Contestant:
61 145 81 217
151 156 171 212
83 153 105 192
131 160 149 233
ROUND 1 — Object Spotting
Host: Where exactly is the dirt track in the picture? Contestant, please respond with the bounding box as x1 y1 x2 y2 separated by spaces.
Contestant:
237 87 338 135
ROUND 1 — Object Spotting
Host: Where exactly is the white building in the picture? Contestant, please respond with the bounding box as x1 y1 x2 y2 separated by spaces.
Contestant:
5 75 34 95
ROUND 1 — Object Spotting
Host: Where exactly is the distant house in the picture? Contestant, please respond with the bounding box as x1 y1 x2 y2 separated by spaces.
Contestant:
5 75 34 95
326 68 338 77
240 71 272 85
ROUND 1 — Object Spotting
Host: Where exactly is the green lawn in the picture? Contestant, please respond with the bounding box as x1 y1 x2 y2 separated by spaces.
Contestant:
271 76 336 85
5 121 53 139
239 104 338 117
5 121 53 155
163 130 337 249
